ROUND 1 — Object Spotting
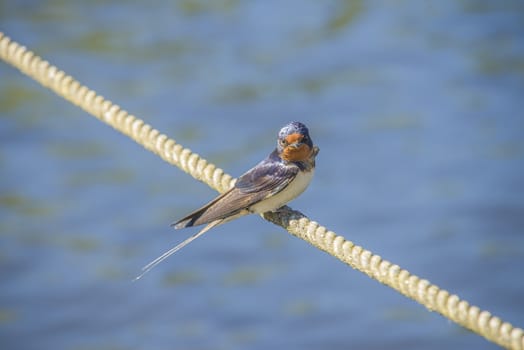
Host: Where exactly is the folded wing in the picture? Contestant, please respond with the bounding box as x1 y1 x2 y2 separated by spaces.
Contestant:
172 156 298 229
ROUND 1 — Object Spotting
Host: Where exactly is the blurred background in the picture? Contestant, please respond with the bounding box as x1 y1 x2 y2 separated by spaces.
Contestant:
1 1 524 349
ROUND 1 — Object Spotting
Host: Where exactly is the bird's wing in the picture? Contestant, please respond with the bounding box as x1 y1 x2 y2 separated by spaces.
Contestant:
173 158 298 228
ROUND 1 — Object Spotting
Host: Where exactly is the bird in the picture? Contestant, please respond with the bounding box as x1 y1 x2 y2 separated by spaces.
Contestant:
136 121 319 280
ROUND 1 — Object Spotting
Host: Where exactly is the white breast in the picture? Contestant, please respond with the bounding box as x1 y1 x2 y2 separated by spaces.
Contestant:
249 169 314 214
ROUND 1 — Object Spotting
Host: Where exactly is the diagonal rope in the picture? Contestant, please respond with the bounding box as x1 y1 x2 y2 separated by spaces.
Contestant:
1 32 522 350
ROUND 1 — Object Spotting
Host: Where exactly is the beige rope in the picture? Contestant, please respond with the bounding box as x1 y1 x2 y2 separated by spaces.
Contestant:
1 31 522 349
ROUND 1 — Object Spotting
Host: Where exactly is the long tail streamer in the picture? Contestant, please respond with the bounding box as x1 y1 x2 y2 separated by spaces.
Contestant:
134 220 222 281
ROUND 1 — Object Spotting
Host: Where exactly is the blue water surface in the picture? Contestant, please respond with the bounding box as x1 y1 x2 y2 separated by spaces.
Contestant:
1 1 524 349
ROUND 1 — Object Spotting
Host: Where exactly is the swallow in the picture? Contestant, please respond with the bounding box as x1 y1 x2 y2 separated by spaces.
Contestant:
136 121 319 279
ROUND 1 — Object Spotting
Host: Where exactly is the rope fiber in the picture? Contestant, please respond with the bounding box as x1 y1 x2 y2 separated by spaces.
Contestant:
1 32 522 349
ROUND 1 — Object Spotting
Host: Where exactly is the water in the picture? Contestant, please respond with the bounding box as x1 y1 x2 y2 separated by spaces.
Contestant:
1 1 524 349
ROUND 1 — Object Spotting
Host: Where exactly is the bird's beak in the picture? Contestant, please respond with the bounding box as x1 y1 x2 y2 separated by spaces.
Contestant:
288 142 303 149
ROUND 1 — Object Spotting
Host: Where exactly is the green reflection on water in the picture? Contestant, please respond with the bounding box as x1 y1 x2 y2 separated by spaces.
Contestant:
326 0 363 33
17 0 76 23
214 83 262 104
383 306 430 322
66 169 135 187
476 53 524 77
0 194 25 209
0 309 17 325
66 236 100 253
480 241 524 258
96 265 127 281
485 142 523 160
284 299 316 316
0 82 45 114
47 142 109 159
67 31 127 54
223 265 272 286
0 194 54 218
163 270 202 286
177 0 239 15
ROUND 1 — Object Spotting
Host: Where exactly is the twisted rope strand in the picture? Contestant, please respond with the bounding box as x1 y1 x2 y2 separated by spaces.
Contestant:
1 32 522 350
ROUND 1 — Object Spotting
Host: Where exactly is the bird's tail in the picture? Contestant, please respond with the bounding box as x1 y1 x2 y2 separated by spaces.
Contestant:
134 219 223 281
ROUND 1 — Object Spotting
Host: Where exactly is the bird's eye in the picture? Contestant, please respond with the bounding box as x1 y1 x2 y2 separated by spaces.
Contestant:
279 139 287 146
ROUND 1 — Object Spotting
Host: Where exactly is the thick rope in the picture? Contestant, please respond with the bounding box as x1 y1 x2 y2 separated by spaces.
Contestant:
1 32 522 349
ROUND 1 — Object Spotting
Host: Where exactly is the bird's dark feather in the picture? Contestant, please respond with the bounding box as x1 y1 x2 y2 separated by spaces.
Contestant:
172 150 299 228
235 150 298 193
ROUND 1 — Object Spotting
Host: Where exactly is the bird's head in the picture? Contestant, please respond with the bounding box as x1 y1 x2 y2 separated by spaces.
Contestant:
277 121 316 162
